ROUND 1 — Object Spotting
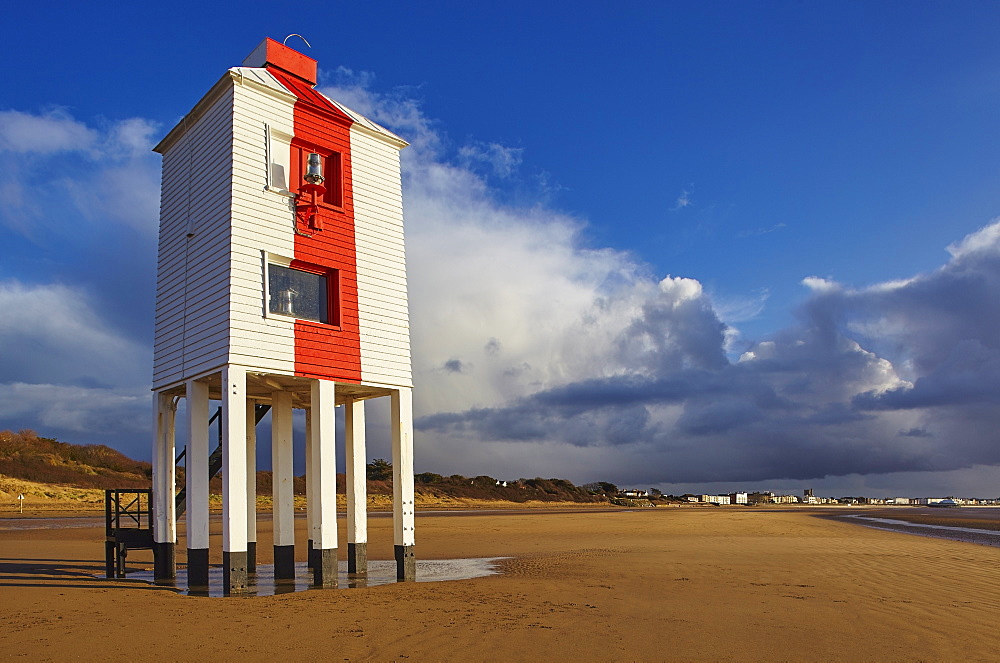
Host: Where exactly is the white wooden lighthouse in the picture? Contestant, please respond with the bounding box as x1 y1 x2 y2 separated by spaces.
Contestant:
150 38 414 592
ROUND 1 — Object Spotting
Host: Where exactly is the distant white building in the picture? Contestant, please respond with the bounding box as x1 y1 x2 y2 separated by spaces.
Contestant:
729 492 748 505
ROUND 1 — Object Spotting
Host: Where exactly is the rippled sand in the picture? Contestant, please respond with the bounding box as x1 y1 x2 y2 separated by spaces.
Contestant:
2 507 1000 660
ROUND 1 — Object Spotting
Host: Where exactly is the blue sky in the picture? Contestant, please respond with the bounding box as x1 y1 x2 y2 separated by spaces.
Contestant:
3 1 1000 497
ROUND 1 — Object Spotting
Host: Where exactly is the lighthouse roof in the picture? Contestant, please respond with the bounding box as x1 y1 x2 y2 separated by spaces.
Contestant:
154 42 407 154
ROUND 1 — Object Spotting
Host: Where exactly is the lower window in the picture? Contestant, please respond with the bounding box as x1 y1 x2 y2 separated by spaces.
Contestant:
268 263 339 325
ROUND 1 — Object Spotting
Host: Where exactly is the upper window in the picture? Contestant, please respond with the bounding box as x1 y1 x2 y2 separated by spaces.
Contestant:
291 142 344 208
265 127 344 208
266 127 292 193
267 262 340 325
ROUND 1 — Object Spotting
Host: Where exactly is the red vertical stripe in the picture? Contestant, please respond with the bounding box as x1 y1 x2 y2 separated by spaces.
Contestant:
270 70 362 384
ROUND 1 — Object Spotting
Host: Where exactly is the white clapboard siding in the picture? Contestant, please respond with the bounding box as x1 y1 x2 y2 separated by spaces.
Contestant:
154 64 411 390
351 127 412 387
153 84 235 389
227 72 297 375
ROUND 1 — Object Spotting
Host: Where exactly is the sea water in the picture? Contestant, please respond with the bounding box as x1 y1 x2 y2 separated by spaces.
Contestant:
841 512 1000 548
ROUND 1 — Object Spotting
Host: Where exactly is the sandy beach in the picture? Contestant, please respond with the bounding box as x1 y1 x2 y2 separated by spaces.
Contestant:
2 506 1000 661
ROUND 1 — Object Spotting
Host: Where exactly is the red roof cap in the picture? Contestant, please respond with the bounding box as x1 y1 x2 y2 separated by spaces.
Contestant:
242 38 317 85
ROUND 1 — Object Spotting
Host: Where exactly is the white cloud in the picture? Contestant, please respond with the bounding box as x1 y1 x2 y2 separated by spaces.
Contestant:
801 276 841 293
719 286 769 316
104 117 160 158
457 141 524 178
946 217 1000 259
0 111 161 240
320 79 730 416
0 109 97 154
670 189 692 211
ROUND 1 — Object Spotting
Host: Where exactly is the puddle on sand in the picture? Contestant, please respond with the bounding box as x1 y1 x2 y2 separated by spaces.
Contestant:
116 558 507 597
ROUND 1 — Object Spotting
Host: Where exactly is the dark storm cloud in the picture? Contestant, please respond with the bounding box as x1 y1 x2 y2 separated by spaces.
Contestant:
442 358 469 374
675 398 764 435
418 220 1000 484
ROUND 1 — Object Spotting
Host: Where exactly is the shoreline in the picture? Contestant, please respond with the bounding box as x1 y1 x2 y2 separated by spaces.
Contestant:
837 513 1000 547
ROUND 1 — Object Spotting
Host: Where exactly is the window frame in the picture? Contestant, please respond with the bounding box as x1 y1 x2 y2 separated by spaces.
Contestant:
289 140 344 209
264 125 295 196
264 253 342 328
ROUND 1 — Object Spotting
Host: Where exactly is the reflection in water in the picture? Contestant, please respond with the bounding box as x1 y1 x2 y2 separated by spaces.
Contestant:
120 558 506 597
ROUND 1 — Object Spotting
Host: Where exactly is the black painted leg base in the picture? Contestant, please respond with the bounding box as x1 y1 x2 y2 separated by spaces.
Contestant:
348 542 367 575
313 548 336 587
223 551 249 594
153 542 176 582
187 548 210 587
308 540 320 570
107 542 128 578
274 544 295 579
395 544 416 581
105 541 117 579
247 541 256 575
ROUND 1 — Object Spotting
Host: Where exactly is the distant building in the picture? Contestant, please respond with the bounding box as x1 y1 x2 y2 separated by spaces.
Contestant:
729 492 749 505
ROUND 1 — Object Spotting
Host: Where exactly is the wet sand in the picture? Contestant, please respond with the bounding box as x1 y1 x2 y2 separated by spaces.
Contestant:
2 507 1000 661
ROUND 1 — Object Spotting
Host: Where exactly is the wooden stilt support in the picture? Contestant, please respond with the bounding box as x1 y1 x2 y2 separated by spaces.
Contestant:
186 379 210 589
346 397 368 574
246 402 258 574
310 379 338 587
392 387 416 581
272 390 295 579
152 393 177 582
222 366 249 594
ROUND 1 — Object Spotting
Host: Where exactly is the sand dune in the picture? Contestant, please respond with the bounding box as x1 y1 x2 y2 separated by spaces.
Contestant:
2 507 999 660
